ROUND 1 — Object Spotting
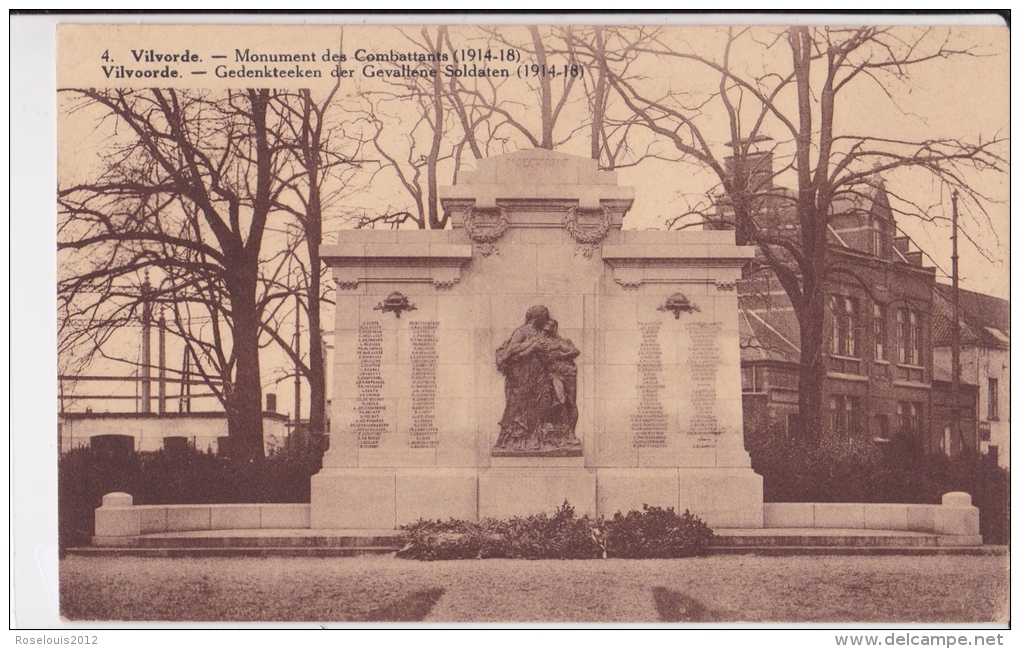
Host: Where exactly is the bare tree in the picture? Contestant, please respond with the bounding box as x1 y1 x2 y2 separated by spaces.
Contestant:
352 26 461 231
58 88 297 462
354 25 656 235
463 26 584 153
270 79 368 439
599 26 1008 438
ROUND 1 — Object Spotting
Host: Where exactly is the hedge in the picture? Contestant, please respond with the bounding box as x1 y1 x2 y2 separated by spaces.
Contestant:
747 428 1010 544
396 502 715 560
58 445 320 551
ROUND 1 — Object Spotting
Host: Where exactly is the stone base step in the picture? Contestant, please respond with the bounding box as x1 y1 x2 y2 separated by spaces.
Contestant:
97 535 404 549
710 528 982 549
74 527 992 558
67 546 399 558
68 544 1001 558
90 528 404 549
706 546 1005 557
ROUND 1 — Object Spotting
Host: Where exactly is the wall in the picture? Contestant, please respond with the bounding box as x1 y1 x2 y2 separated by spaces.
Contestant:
59 412 289 454
930 381 979 458
763 492 981 541
935 345 1010 467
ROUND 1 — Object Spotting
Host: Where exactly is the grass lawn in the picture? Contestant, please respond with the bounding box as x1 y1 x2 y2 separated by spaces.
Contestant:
60 553 1009 623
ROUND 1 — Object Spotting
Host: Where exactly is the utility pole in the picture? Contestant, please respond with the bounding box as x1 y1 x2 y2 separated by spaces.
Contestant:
180 347 191 413
951 192 962 453
140 272 152 413
158 312 167 415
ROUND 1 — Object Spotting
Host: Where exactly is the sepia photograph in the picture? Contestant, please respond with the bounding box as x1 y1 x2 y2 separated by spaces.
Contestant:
16 14 1011 632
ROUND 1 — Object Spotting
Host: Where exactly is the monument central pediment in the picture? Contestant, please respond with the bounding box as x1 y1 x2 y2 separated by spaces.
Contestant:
440 147 634 211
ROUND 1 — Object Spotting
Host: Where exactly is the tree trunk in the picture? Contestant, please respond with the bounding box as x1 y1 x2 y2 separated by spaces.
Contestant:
225 263 265 462
530 27 554 149
796 291 826 440
590 28 607 161
426 27 447 230
306 188 326 437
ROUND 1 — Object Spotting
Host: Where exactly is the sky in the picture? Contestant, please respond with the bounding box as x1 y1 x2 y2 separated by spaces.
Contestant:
54 22 1011 418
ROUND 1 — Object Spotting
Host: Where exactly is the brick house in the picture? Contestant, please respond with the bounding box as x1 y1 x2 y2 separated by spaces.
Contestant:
932 286 1010 466
718 152 980 453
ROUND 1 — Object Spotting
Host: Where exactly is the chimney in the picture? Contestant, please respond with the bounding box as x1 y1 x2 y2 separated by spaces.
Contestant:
724 150 774 195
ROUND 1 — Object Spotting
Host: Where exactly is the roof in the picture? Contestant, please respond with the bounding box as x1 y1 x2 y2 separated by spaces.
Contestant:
828 178 893 225
932 284 1010 349
738 289 802 364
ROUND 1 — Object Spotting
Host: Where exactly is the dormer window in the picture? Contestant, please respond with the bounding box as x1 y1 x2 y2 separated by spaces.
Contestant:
871 217 889 259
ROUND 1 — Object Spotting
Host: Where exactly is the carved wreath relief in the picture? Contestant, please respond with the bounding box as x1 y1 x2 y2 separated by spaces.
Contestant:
462 206 509 257
493 305 582 456
374 291 417 318
563 205 612 259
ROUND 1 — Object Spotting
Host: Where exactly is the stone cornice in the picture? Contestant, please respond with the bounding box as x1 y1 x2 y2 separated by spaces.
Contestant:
321 243 473 290
602 243 754 289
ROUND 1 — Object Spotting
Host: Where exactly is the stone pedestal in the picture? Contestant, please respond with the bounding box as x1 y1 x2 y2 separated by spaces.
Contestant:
677 468 763 528
311 468 478 528
479 467 597 519
592 468 762 527
596 468 679 516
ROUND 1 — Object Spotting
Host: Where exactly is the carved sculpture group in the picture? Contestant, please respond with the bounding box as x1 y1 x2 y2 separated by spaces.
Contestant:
493 305 582 455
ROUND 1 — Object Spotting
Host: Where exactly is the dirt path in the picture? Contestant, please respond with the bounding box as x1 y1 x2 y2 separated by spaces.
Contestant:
60 553 1009 624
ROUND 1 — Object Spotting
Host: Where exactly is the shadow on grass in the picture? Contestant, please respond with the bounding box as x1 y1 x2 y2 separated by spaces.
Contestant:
361 587 446 622
652 587 731 623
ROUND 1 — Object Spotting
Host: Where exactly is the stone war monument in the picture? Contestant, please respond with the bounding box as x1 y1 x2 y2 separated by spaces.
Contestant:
312 148 761 529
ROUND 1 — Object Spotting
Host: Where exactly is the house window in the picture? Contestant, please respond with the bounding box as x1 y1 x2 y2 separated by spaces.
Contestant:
910 311 922 365
787 413 801 439
742 366 765 393
910 402 923 436
830 395 861 438
988 377 999 420
846 299 857 357
897 308 923 365
873 303 886 360
831 296 842 355
897 401 923 437
830 395 845 435
831 295 860 357
847 396 861 438
875 414 890 442
897 309 907 363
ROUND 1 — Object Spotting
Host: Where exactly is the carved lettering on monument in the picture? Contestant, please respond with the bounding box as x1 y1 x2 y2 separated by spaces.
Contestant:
509 157 559 172
353 321 388 448
685 321 722 449
632 322 668 448
409 321 439 449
